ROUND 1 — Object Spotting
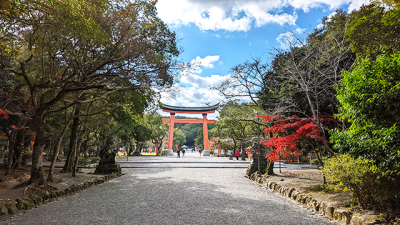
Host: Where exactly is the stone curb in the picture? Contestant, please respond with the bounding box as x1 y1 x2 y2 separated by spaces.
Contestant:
248 173 378 225
0 174 121 219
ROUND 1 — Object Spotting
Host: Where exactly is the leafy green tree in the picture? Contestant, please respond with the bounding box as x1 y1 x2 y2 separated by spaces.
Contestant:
212 101 263 158
332 52 400 168
0 0 179 183
172 128 186 148
194 128 204 147
346 4 400 58
132 124 152 153
185 124 202 146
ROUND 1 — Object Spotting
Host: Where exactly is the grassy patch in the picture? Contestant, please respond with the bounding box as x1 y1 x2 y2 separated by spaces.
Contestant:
307 185 338 194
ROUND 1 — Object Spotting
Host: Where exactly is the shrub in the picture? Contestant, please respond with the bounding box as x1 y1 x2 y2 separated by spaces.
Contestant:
310 159 319 165
322 154 400 210
90 157 100 164
78 157 89 167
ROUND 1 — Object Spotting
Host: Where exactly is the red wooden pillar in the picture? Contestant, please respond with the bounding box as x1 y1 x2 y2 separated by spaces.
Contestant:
167 113 175 150
202 113 209 150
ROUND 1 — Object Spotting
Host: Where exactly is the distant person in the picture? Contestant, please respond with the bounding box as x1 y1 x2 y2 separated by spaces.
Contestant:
229 151 234 160
182 147 185 156
199 148 202 156
235 151 240 160
177 148 181 158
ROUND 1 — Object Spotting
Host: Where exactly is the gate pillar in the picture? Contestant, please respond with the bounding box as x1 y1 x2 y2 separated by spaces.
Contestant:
166 113 175 156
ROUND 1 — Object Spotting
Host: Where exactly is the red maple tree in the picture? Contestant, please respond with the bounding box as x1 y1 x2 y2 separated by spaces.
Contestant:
0 109 9 119
257 115 338 162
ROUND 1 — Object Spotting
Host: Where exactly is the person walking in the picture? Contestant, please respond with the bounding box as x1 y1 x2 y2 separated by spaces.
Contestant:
199 148 202 156
182 147 185 156
235 150 240 160
177 148 181 158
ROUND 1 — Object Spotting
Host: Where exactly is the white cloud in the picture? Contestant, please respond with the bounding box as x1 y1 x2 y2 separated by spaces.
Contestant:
190 55 220 69
159 55 254 118
315 23 324 30
156 0 370 32
156 0 297 31
326 11 338 22
277 32 294 49
347 0 369 11
180 55 228 89
276 29 305 49
214 34 222 38
295 27 307 34
159 55 228 116
181 73 230 89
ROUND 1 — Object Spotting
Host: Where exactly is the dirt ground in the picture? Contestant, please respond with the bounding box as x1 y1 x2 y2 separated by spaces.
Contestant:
0 164 102 206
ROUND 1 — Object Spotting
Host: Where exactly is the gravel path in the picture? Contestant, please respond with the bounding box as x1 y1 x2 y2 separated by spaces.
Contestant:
6 166 334 225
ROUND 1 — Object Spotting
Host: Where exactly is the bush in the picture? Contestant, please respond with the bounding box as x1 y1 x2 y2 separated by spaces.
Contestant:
322 154 400 210
210 149 214 154
310 159 319 165
90 157 100 164
78 157 89 168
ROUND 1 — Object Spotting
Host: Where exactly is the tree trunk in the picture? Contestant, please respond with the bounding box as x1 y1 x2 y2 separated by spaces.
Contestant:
72 131 85 177
29 113 46 184
63 106 80 172
12 130 25 169
266 161 274 175
47 116 71 182
47 136 62 182
241 142 246 160
82 135 89 157
6 130 16 175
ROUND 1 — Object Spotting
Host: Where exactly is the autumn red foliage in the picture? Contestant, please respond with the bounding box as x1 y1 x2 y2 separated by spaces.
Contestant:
257 115 338 162
0 108 8 119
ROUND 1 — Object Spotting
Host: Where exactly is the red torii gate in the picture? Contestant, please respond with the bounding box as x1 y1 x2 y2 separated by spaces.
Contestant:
162 104 219 155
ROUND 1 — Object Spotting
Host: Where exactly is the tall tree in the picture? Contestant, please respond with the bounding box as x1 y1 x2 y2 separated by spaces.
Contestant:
346 3 400 58
0 0 179 183
332 52 400 168
212 101 264 159
262 11 354 155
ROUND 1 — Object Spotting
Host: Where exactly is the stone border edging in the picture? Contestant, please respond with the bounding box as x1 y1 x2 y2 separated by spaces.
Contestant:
0 174 121 219
247 172 374 225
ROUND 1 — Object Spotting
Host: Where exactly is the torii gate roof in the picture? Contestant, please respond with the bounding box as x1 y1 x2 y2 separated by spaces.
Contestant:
162 103 219 113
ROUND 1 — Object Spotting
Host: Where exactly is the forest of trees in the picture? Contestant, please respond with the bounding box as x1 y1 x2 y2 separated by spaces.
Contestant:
0 0 180 183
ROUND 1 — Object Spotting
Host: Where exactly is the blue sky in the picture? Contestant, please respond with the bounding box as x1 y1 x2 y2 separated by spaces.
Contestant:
155 0 369 118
